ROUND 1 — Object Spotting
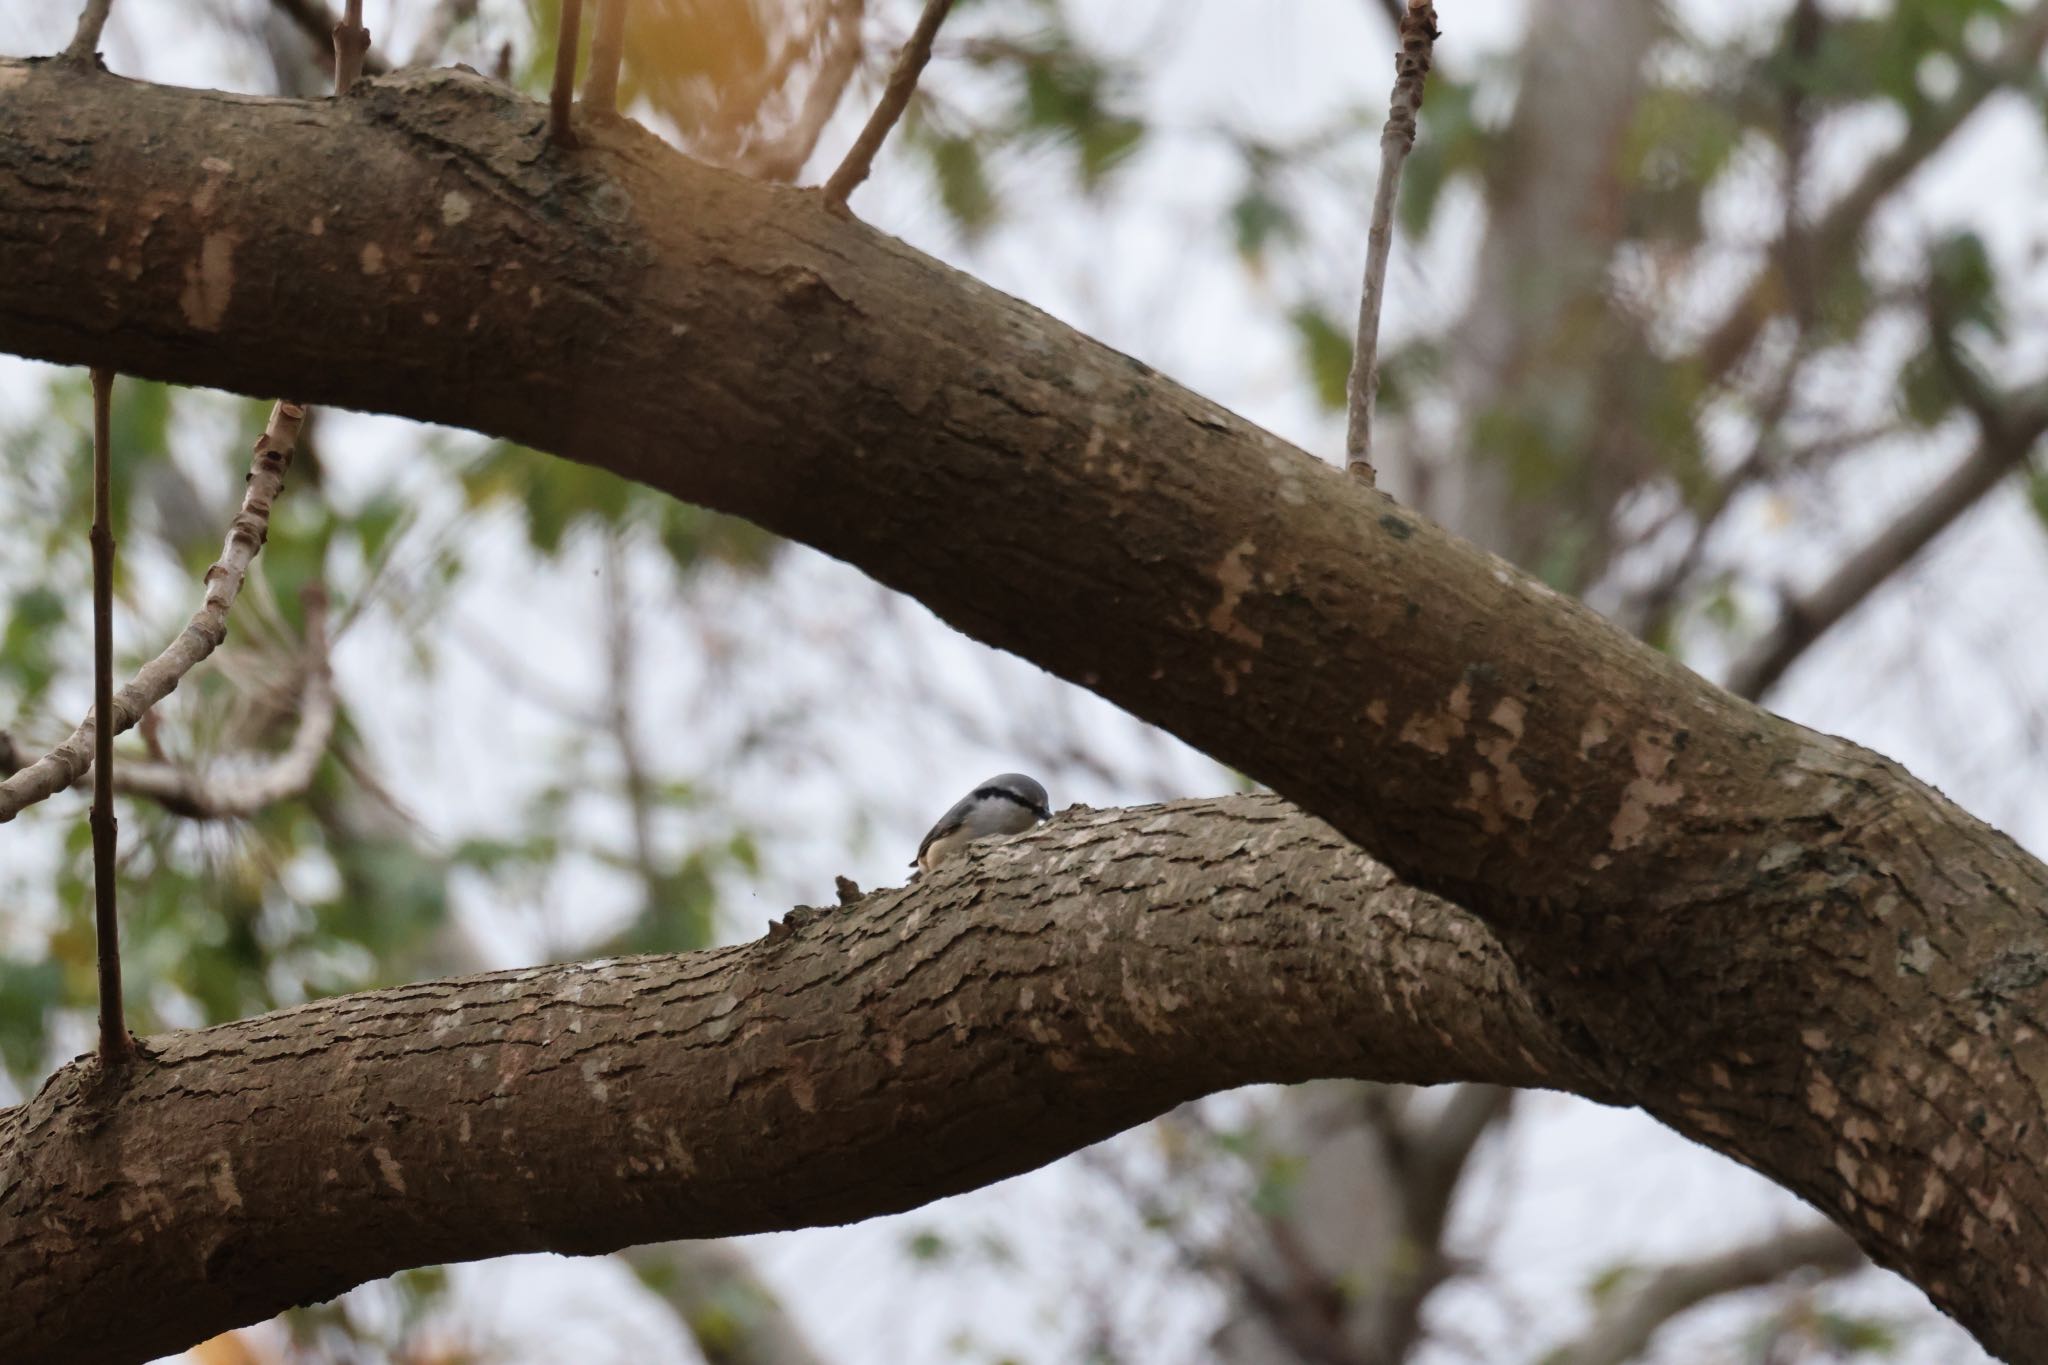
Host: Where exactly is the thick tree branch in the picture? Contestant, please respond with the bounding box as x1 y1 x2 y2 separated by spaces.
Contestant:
2 62 2048 1360
1551 1223 1865 1365
0 796 1573 1364
0 401 302 821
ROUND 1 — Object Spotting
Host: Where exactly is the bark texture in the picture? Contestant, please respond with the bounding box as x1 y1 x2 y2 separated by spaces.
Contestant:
0 798 1568 1365
2 59 2048 1361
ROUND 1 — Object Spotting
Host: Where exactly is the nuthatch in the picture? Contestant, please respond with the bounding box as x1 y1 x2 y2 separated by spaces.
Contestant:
913 773 1051 873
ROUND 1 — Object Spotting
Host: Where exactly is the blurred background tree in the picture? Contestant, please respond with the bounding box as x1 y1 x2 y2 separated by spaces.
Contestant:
4 0 2045 1361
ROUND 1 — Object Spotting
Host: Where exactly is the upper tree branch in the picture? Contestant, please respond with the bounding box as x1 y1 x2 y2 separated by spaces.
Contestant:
0 796 1571 1364
1 62 2046 1359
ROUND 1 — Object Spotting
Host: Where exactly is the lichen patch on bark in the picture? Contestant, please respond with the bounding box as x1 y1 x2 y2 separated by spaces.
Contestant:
1205 540 1264 649
1399 680 1471 755
1608 729 1684 851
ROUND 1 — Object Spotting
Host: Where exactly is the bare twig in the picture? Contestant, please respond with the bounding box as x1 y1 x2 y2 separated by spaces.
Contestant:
63 0 115 64
821 0 957 212
0 403 305 822
1345 0 1438 484
549 0 585 148
87 367 130 1065
332 0 371 94
268 0 389 78
583 0 628 115
1550 1222 1864 1365
112 585 336 821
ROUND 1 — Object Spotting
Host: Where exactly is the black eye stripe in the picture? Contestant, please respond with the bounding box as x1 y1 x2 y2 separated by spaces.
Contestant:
974 786 1047 816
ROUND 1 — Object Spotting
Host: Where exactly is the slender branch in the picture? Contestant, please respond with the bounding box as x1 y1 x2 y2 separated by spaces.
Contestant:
1549 1223 1865 1365
110 584 335 821
62 0 115 64
549 0 585 148
86 366 129 1066
1345 0 1438 484
0 402 304 822
268 0 389 79
1724 405 2048 701
582 0 628 116
332 0 371 95
821 0 956 211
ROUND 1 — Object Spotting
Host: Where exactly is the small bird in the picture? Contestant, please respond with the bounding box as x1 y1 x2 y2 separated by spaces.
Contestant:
913 772 1052 873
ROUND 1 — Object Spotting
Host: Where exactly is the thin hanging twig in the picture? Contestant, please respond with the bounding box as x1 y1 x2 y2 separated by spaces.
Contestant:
62 0 115 64
822 0 956 212
550 0 586 147
583 0 628 115
87 367 130 1066
0 403 306 822
333 0 371 94
1345 0 1438 485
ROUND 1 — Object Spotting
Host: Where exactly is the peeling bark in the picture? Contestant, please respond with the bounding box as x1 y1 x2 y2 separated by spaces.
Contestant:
1 59 2047 1361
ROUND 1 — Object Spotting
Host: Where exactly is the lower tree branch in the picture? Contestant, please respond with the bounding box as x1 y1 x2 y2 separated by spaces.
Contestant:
0 796 1573 1364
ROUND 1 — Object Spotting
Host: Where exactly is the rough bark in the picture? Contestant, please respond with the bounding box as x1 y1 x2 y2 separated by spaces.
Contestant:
1 59 2047 1361
0 797 1571 1365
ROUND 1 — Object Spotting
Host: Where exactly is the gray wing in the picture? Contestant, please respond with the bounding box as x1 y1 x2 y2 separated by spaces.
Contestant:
912 790 977 866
